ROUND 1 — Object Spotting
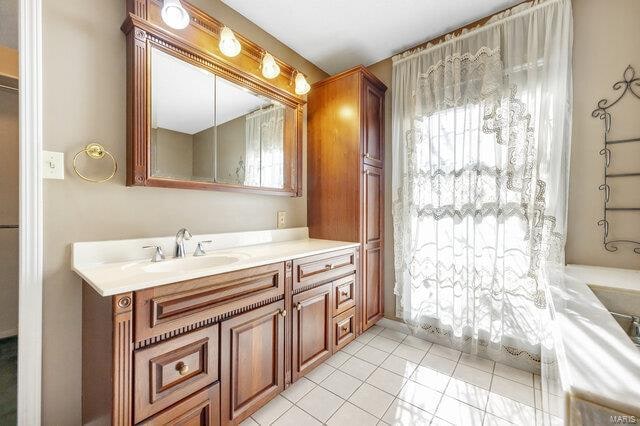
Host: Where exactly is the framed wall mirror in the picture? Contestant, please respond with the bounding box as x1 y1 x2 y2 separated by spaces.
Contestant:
122 0 304 196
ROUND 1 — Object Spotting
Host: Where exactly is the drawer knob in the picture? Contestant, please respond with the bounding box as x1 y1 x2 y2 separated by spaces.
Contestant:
341 325 349 332
340 290 349 297
325 264 335 270
175 362 189 376
280 309 287 318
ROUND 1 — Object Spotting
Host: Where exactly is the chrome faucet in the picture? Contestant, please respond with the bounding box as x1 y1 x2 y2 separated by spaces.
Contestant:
143 245 165 262
175 228 192 258
194 240 212 257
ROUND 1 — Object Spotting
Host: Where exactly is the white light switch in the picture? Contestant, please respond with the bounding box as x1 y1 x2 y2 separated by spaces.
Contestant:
277 211 286 229
43 151 64 180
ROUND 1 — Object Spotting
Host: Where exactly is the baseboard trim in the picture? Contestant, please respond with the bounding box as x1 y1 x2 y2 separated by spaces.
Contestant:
0 328 18 339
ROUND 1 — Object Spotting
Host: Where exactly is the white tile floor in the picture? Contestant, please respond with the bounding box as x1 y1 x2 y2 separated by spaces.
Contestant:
243 322 563 426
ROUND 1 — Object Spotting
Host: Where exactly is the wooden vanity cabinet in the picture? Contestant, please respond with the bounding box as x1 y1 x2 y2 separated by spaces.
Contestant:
308 65 387 331
133 325 219 423
82 247 359 425
290 250 360 382
220 301 285 425
291 283 333 381
138 384 220 426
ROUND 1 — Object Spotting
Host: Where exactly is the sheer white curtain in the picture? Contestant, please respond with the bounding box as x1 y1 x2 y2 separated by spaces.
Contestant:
392 0 572 361
244 105 285 188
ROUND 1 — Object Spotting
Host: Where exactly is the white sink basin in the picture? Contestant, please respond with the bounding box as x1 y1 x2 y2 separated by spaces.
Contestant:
143 255 241 273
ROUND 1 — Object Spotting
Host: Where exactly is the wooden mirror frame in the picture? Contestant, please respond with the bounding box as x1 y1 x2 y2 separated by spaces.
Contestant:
121 0 305 196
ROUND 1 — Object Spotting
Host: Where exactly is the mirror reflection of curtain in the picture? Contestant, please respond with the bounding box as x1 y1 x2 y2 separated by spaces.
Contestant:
244 105 285 188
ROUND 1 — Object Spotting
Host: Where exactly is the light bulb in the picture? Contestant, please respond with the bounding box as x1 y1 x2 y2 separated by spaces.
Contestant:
294 72 311 95
261 52 281 79
161 0 190 30
219 26 241 57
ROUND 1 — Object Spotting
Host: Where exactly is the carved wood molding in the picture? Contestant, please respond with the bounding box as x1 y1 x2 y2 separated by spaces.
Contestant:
146 33 299 109
121 3 306 107
112 293 133 425
134 294 285 349
120 0 305 194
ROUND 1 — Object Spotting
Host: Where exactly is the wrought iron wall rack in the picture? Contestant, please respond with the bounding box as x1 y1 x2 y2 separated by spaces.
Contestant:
592 65 640 254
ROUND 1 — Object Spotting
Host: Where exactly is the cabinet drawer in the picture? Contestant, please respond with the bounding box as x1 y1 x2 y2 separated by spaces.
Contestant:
333 274 356 316
333 307 356 352
135 263 284 342
134 326 219 423
138 383 220 426
293 249 356 290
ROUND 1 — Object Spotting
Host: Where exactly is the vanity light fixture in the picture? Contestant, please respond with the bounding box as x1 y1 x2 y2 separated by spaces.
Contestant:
161 0 190 30
261 52 281 79
294 72 311 95
219 26 241 57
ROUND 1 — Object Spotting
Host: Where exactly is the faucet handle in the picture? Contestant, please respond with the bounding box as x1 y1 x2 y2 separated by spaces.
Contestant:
143 245 165 262
194 240 212 257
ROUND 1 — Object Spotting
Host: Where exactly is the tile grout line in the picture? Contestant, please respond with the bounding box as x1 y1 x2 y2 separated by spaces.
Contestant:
254 322 539 425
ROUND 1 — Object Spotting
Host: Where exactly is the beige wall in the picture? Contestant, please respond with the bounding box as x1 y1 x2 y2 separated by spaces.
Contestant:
565 0 640 268
193 125 216 180
0 45 18 80
152 128 195 179
216 115 246 184
0 87 18 338
42 0 326 423
367 0 640 320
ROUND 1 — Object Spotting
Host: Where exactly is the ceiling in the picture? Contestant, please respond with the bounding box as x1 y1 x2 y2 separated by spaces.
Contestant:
151 48 270 134
221 0 521 74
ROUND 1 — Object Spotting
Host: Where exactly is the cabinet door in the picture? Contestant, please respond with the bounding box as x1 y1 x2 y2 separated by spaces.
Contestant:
363 165 384 330
220 301 285 425
292 283 332 381
362 80 384 168
138 383 220 426
363 245 383 330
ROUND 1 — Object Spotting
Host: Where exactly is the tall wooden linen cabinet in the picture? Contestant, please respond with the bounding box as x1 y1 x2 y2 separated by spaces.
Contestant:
307 65 387 332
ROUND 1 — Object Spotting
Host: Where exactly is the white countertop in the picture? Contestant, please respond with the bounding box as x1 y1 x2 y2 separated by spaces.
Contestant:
546 264 640 416
72 227 359 296
566 264 640 293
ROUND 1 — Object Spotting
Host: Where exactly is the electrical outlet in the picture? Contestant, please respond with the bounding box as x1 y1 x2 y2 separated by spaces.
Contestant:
277 211 286 229
43 151 64 180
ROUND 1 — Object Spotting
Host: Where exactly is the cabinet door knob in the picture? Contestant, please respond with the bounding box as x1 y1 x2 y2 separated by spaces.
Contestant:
364 153 372 159
280 309 287 317
175 362 189 376
296 303 302 311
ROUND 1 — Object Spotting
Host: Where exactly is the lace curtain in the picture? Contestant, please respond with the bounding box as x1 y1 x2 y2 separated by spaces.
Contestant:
244 105 285 188
391 0 572 360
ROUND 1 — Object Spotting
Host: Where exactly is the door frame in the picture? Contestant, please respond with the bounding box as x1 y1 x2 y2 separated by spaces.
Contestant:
18 0 43 424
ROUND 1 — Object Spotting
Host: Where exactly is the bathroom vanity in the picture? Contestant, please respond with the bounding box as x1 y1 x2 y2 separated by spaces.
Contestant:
73 0 386 423
75 229 360 425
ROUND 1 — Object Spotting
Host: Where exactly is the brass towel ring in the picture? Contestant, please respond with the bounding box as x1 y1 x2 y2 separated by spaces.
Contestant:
73 143 117 183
